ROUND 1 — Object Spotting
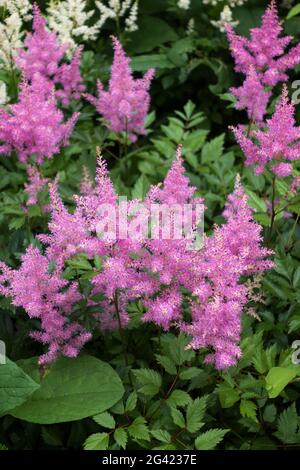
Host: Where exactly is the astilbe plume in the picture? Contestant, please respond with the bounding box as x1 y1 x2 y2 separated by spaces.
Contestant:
230 66 271 123
231 85 300 177
0 150 272 367
225 1 300 87
0 76 79 163
85 36 155 142
24 165 49 206
16 3 85 105
0 247 91 364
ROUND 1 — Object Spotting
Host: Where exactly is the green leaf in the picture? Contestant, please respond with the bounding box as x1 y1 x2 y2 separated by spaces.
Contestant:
218 384 240 408
131 54 174 72
195 429 229 450
287 4 300 20
0 358 39 416
128 416 150 442
244 187 267 213
11 355 124 423
240 400 258 422
114 428 127 449
179 367 201 380
125 391 137 412
133 369 162 397
155 354 177 375
167 333 195 366
128 16 178 53
150 429 171 443
265 367 298 399
201 134 225 164
263 404 277 423
93 412 115 429
84 433 109 450
274 404 300 444
167 390 191 407
132 174 150 199
186 396 207 433
170 407 185 428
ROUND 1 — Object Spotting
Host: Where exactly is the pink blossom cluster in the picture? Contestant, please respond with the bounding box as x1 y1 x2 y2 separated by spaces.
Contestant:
0 76 79 164
231 85 300 177
16 4 85 106
0 150 272 367
85 36 155 142
226 0 300 123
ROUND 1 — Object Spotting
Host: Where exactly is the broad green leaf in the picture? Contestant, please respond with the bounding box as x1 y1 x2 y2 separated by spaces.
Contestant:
93 412 115 429
186 396 207 433
11 355 124 423
265 367 298 398
114 428 127 449
244 187 267 213
195 429 229 450
128 16 178 53
84 433 109 450
287 4 300 20
0 358 39 415
179 367 201 381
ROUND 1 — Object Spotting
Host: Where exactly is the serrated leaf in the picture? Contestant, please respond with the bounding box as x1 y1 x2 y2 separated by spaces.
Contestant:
218 384 240 408
133 369 162 397
167 333 195 366
93 412 115 429
167 390 191 407
240 400 258 422
84 433 109 450
195 428 229 450
274 404 300 444
170 407 185 428
150 429 171 443
179 367 201 380
201 134 224 164
186 396 207 433
114 428 127 449
125 391 137 412
155 354 177 375
128 416 150 442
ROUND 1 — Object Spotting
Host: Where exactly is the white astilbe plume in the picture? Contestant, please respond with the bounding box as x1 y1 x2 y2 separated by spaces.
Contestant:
203 0 247 6
47 0 101 52
0 12 23 69
0 81 8 105
0 0 32 21
177 0 190 10
95 0 139 32
211 5 239 32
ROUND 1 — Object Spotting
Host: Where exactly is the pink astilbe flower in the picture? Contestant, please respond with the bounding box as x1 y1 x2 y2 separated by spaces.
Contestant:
226 1 300 87
16 4 85 105
0 77 79 164
24 165 50 211
230 66 271 123
181 176 273 369
0 246 91 365
85 36 155 142
0 150 272 368
231 85 300 176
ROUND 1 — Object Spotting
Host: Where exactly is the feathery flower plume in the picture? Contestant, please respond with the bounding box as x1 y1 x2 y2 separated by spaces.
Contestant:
85 36 155 142
231 85 300 176
0 76 79 163
226 1 300 87
16 3 85 104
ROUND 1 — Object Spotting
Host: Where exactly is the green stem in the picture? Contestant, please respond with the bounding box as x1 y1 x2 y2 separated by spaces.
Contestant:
268 176 276 241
